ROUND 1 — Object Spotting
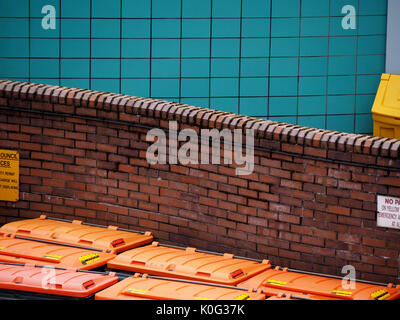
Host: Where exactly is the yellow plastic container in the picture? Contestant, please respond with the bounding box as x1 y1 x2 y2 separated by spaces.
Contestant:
372 73 400 139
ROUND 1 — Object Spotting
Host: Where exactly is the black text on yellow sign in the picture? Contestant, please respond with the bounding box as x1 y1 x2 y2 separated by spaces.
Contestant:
0 150 19 202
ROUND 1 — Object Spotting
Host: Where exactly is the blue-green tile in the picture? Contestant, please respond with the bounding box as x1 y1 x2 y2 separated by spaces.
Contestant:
301 0 329 17
152 19 181 38
0 39 29 57
30 18 58 38
300 37 329 56
61 0 90 18
182 19 211 38
270 38 298 57
299 57 327 76
60 59 90 78
269 77 297 96
121 59 150 78
330 0 358 17
151 78 180 97
0 59 29 77
0 18 29 37
298 116 325 129
270 57 298 77
92 19 120 38
269 116 297 124
0 0 29 17
182 0 211 18
329 36 357 56
30 38 59 58
91 78 120 93
355 114 373 134
92 0 120 18
121 79 150 97
357 35 386 55
271 18 299 37
210 78 238 97
241 38 270 57
359 15 387 36
327 95 355 115
151 59 180 78
181 59 210 77
153 0 181 18
329 17 358 36
301 17 329 36
61 39 90 58
243 0 271 18
240 78 268 97
240 58 269 77
122 39 150 58
92 39 120 58
122 0 151 18
328 76 356 95
327 114 354 133
357 55 385 75
328 56 357 76
359 0 387 15
30 59 59 78
31 78 59 86
355 94 375 113
182 39 210 57
91 59 120 78
242 18 270 37
299 76 326 96
269 97 297 116
356 75 380 94
240 97 268 116
212 39 240 58
181 98 209 108
122 19 150 38
298 96 326 115
181 78 209 97
211 59 239 77
212 0 241 18
152 39 180 58
212 19 240 38
210 98 238 113
61 79 90 89
272 0 300 17
61 19 90 37
30 0 59 18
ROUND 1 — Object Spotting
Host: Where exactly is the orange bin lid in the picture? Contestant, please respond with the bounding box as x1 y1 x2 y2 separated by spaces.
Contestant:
95 273 265 300
107 242 270 285
0 215 153 253
238 268 400 300
0 235 115 270
0 263 118 298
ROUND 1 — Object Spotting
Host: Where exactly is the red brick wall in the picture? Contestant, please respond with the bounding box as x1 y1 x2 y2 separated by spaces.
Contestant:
0 80 399 283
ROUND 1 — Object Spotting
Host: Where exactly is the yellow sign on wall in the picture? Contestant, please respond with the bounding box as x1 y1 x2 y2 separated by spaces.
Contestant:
0 150 19 202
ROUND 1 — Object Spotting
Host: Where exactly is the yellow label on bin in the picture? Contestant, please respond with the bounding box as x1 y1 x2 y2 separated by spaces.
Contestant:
78 253 100 265
0 150 19 202
43 254 62 260
126 288 148 294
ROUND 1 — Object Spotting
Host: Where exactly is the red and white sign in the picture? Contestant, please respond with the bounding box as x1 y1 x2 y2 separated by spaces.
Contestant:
377 195 400 230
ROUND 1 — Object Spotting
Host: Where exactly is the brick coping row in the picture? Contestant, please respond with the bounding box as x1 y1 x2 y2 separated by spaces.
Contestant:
1 79 399 159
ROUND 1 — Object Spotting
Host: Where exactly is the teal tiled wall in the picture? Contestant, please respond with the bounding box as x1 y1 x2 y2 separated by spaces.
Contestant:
0 0 387 134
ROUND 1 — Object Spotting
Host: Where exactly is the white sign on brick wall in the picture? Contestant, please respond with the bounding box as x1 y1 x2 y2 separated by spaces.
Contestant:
377 195 400 230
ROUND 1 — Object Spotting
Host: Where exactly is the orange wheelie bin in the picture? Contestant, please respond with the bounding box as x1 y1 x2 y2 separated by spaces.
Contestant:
95 273 266 300
0 262 118 299
238 267 400 300
107 242 270 286
0 215 153 253
0 235 115 270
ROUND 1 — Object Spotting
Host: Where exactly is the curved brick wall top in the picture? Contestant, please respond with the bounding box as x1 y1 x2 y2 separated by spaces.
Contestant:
1 79 399 163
